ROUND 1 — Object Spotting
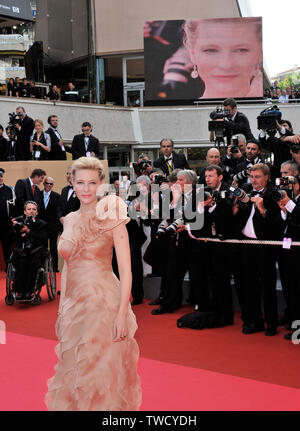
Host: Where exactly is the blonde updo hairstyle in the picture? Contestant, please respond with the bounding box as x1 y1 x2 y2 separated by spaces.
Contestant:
71 156 105 181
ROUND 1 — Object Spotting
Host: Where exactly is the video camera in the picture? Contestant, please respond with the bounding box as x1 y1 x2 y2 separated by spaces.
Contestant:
257 105 282 132
208 106 230 134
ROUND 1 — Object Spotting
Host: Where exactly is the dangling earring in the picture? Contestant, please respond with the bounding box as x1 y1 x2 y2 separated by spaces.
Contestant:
191 65 199 79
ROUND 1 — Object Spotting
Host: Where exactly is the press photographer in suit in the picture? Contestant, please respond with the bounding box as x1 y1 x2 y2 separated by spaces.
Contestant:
14 106 34 160
14 168 46 215
222 98 255 144
39 177 61 272
57 166 80 227
276 177 300 340
235 163 285 336
11 201 48 300
69 122 101 160
153 139 190 175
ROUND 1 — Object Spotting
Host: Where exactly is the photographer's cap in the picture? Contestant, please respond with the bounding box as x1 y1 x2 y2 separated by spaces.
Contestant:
0 168 5 177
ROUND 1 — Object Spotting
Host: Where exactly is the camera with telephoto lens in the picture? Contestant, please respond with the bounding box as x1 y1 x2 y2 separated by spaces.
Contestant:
155 219 184 239
271 177 295 202
154 174 169 186
257 105 282 131
13 216 36 253
230 135 239 154
225 186 251 209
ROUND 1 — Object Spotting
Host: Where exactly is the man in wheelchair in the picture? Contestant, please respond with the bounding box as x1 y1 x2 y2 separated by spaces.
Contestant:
11 201 48 300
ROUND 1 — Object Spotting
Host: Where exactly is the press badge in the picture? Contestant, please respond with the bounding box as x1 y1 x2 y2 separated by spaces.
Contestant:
86 151 91 157
283 238 292 249
35 151 41 158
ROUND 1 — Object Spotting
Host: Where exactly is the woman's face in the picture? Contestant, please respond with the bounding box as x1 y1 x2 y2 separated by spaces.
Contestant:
73 169 102 206
35 122 43 133
189 21 261 97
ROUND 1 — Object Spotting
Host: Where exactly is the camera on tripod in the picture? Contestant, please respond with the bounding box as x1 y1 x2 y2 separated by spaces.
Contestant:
208 106 230 133
257 105 282 132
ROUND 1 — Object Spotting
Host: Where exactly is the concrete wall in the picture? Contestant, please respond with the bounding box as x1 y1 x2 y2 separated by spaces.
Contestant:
1 96 300 148
94 0 240 55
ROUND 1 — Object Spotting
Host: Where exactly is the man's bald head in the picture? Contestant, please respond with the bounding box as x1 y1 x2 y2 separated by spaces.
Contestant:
206 147 221 165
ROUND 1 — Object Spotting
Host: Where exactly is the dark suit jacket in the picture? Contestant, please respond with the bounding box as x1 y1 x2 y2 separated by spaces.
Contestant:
70 134 100 160
223 111 255 144
282 197 300 241
14 178 42 216
16 115 34 160
46 127 67 160
57 185 80 220
235 182 285 240
153 151 190 175
0 135 8 161
39 190 61 228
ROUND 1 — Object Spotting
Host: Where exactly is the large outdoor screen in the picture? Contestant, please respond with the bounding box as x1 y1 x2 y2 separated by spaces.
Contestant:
144 17 263 102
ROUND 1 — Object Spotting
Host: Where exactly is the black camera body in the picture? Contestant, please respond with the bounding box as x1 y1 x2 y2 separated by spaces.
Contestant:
257 105 282 131
208 106 230 135
132 159 152 176
230 135 239 154
8 112 21 141
271 177 295 202
13 216 36 253
154 174 169 186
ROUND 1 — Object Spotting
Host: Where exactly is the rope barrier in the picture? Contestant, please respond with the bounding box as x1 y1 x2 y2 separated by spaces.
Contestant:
186 225 300 247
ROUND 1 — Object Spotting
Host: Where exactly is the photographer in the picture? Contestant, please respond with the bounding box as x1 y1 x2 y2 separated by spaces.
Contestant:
259 119 298 177
0 125 8 161
5 126 17 161
13 107 34 161
11 201 47 300
151 170 197 315
222 98 255 144
202 165 239 326
235 164 285 336
153 139 190 175
232 140 263 186
197 147 233 185
132 153 153 177
0 168 14 267
222 134 247 170
276 176 300 340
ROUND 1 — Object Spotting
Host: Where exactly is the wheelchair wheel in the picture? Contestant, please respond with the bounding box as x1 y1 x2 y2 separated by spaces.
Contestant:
33 294 42 305
5 294 14 306
45 256 57 300
5 262 14 302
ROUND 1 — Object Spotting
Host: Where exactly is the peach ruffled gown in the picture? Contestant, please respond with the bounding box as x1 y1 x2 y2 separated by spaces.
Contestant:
45 195 142 411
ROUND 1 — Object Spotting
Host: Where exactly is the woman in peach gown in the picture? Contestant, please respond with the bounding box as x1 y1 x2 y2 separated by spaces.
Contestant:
45 157 142 411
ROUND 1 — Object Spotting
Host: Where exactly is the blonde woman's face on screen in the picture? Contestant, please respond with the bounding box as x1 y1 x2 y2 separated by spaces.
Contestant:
190 20 261 97
73 169 102 205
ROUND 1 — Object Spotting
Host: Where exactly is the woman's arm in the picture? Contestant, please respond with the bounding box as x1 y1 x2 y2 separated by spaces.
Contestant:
112 222 132 342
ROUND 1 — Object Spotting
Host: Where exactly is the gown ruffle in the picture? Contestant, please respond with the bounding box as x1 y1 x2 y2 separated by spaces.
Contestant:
45 195 142 411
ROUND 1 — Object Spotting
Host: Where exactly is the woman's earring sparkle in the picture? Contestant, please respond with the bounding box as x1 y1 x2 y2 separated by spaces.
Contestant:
191 65 199 79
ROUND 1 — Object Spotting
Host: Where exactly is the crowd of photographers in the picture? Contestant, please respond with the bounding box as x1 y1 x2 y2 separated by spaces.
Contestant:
125 98 300 341
1 96 300 341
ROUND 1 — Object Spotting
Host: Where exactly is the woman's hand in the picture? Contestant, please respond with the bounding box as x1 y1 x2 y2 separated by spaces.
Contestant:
113 312 128 343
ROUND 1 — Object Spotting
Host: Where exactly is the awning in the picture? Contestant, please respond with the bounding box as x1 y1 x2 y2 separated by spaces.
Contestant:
0 0 33 22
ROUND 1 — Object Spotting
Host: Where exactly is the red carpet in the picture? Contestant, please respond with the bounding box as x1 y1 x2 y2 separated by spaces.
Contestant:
0 271 299 411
